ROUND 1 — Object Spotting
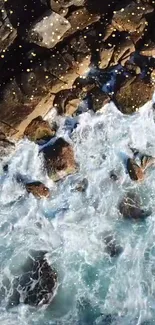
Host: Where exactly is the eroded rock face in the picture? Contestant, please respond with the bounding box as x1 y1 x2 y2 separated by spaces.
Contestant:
43 137 77 179
24 116 56 142
8 251 57 307
25 181 50 198
119 192 151 219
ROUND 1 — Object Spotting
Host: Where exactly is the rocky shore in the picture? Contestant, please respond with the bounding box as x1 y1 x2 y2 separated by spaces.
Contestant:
1 0 155 312
0 0 154 140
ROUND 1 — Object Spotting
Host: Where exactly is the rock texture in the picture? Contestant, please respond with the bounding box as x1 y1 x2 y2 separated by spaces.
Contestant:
24 116 56 142
8 251 57 307
25 181 50 198
0 0 154 139
43 137 77 179
118 192 151 219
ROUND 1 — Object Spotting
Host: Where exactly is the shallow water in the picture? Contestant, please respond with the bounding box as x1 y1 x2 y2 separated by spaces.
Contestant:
1 101 155 324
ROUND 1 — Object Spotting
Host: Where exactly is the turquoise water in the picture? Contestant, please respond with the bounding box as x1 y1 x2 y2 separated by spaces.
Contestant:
0 101 155 324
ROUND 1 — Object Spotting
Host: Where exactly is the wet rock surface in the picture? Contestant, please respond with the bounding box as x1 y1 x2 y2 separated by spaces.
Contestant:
25 181 50 198
118 192 151 219
126 158 144 181
8 250 57 307
43 137 77 179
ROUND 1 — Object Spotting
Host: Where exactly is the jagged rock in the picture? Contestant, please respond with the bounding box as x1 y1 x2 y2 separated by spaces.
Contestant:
112 37 135 66
112 2 153 34
126 158 144 181
139 154 155 170
104 235 123 257
27 10 71 49
139 42 155 57
24 116 56 142
99 46 115 69
115 76 154 114
43 137 77 180
50 0 68 15
25 181 50 198
8 251 57 307
54 0 85 7
63 8 100 39
88 87 111 111
118 192 151 219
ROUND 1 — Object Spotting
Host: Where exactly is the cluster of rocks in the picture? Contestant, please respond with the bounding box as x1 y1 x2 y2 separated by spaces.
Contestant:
1 0 155 311
0 0 154 137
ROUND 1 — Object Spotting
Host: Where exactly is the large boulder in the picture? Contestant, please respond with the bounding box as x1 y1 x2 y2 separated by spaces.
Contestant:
27 10 71 49
24 116 56 143
43 137 77 180
115 76 154 114
8 251 57 307
25 181 50 198
126 158 144 181
118 192 151 220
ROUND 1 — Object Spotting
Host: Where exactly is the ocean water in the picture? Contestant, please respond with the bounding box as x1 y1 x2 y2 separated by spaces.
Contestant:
0 101 155 324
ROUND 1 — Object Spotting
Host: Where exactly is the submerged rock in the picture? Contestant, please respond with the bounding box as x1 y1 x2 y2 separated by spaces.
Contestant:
25 181 50 198
43 137 77 180
118 192 151 220
126 158 144 181
8 250 57 307
104 235 123 257
73 178 88 192
24 116 56 143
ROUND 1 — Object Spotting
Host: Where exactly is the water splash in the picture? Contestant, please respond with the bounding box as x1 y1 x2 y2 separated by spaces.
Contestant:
0 100 155 324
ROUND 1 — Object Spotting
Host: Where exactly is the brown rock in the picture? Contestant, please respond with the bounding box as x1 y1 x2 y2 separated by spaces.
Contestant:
56 0 85 7
27 10 71 49
126 158 144 181
63 8 100 39
25 181 50 198
99 46 115 69
112 1 153 34
118 192 151 219
43 137 77 179
140 154 155 170
88 87 111 111
24 116 56 142
50 0 68 15
139 42 155 57
115 76 154 114
112 37 135 66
